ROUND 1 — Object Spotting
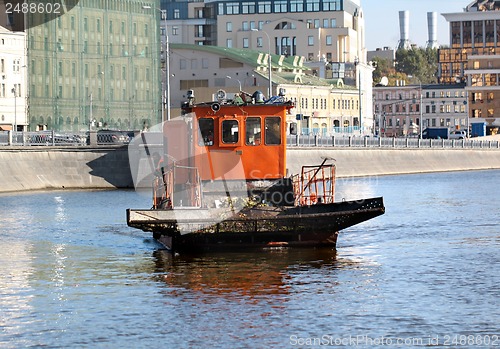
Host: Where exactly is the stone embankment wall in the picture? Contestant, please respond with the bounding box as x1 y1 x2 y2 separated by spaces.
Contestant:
287 148 500 178
0 146 133 193
1 146 500 193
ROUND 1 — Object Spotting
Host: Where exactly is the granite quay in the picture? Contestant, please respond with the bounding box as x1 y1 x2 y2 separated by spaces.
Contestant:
1 143 500 194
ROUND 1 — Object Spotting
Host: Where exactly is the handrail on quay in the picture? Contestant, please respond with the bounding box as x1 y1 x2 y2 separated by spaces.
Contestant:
1 130 499 150
286 134 500 150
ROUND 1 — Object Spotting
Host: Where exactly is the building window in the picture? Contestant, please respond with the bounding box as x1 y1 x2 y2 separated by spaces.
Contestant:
274 1 287 12
306 0 320 11
326 35 332 46
242 2 255 14
258 1 271 13
226 22 232 32
290 0 303 12
243 38 249 48
308 36 314 46
257 37 263 47
242 21 249 31
227 38 233 48
323 0 340 11
195 25 203 37
226 2 240 15
174 9 180 18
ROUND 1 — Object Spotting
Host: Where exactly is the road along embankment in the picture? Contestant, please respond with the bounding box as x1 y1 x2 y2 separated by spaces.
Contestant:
287 147 500 178
1 146 500 193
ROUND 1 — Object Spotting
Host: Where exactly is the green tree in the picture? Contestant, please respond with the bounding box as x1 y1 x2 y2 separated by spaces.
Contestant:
395 47 438 84
372 57 395 85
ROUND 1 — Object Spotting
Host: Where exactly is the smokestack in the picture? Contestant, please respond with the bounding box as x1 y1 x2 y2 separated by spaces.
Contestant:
398 10 411 50
426 12 439 49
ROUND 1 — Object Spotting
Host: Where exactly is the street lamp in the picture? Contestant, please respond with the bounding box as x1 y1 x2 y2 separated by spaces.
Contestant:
143 5 170 122
251 28 272 98
11 86 17 133
89 71 104 131
419 83 423 139
226 75 242 91
354 57 362 134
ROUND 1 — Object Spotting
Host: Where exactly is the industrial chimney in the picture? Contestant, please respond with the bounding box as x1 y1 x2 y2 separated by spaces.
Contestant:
426 12 439 49
398 10 411 50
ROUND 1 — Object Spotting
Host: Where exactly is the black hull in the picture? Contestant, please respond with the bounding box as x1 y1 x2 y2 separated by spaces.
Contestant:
130 197 385 253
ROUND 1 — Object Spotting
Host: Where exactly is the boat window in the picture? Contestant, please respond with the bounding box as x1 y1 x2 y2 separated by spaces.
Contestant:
198 118 214 146
222 119 239 144
265 116 281 145
245 117 261 145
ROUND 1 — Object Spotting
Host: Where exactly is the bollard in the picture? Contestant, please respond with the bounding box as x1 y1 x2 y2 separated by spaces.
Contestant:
7 130 12 145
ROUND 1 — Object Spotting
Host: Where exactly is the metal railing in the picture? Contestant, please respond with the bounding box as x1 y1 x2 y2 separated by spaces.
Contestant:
0 130 131 146
1 130 499 150
286 134 500 150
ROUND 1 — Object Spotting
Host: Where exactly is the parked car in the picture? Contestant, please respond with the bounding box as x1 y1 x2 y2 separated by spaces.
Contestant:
449 130 467 140
86 130 130 145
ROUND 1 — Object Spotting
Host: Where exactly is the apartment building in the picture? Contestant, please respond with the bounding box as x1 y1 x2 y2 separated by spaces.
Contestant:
26 0 162 132
373 83 468 137
163 0 365 63
440 1 500 84
465 53 500 133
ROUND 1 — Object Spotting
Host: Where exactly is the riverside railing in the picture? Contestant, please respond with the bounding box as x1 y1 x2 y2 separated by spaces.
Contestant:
0 130 130 146
285 134 500 149
1 130 500 149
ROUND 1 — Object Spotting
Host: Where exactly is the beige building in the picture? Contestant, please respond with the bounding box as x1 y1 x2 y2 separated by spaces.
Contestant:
170 44 359 135
165 0 366 64
373 83 468 137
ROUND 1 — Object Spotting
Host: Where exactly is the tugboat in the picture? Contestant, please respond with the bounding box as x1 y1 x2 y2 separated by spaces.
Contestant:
126 89 385 252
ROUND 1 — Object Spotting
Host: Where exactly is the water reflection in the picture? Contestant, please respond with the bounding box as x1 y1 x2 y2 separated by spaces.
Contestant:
152 248 371 300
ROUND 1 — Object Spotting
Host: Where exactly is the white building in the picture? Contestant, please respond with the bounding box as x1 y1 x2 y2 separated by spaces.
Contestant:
0 26 27 131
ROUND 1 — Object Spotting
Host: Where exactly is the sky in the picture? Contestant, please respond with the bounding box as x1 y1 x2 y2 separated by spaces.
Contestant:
362 0 469 51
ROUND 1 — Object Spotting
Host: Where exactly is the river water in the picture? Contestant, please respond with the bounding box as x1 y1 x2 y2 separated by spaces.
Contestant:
0 170 499 348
